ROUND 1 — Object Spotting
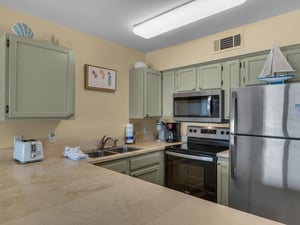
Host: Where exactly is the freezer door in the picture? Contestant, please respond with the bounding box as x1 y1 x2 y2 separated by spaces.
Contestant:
230 135 300 225
231 83 300 138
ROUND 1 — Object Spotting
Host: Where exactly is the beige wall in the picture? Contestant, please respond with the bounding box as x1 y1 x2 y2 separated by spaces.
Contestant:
1 7 300 150
146 9 300 70
0 7 145 149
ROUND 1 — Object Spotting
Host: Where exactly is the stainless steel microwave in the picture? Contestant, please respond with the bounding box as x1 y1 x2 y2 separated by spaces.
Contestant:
173 89 224 123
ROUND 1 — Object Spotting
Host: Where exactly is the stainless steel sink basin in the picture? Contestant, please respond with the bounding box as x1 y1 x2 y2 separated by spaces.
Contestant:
85 150 116 158
85 146 143 158
107 146 143 153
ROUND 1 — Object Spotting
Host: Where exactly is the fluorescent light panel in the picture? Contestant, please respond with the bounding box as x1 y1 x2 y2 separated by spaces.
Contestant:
133 0 247 39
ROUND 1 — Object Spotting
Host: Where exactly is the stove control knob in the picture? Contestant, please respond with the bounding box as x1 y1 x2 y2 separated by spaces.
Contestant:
189 129 193 133
193 129 197 133
226 131 230 135
221 131 224 135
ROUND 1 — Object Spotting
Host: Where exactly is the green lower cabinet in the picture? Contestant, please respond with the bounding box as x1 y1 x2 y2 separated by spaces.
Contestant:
100 158 130 175
217 157 229 206
131 165 162 185
130 151 164 185
96 150 164 186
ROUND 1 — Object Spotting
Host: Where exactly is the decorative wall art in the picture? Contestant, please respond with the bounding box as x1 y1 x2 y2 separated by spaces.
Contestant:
84 64 116 92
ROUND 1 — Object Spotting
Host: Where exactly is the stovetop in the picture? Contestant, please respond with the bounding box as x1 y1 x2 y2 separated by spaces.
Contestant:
165 126 229 156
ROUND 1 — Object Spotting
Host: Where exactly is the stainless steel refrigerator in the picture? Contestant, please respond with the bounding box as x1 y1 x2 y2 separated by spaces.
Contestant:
230 83 300 225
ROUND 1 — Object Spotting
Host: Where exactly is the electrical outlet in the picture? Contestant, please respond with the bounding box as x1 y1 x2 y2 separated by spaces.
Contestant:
13 135 23 147
49 132 56 143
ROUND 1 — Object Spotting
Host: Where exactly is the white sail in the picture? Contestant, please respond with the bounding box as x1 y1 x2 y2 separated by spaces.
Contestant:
258 42 295 78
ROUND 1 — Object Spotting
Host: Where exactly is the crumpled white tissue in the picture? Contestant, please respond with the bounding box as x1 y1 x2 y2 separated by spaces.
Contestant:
63 146 88 161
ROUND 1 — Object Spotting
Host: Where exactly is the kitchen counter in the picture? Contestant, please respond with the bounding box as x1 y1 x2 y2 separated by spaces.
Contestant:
0 142 284 225
217 150 229 158
86 141 179 164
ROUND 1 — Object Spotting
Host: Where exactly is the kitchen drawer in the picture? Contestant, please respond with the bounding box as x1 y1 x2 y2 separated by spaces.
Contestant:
130 151 161 171
130 165 161 184
98 158 130 175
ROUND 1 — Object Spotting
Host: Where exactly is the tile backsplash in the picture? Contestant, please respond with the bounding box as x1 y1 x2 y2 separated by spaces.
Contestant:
130 118 159 142
130 118 229 143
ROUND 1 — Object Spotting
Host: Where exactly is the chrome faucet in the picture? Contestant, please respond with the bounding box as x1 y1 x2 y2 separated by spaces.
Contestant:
99 135 113 150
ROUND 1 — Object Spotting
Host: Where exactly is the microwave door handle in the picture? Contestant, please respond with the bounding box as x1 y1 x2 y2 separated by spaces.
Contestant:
207 96 212 117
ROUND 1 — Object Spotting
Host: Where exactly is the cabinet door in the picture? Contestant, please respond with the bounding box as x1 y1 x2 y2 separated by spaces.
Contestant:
144 69 162 117
129 68 144 118
197 63 222 90
217 157 229 206
100 158 130 175
129 68 161 118
6 34 74 119
222 60 240 120
241 54 267 86
162 71 175 117
175 67 196 92
284 47 300 82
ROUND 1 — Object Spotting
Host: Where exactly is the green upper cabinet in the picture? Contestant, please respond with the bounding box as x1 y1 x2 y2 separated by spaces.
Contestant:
240 54 267 86
0 33 75 120
175 66 197 92
162 71 175 117
197 63 222 90
283 46 300 82
129 68 162 118
222 59 240 120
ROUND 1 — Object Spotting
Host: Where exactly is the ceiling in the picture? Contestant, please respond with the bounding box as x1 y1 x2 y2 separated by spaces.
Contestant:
1 0 300 52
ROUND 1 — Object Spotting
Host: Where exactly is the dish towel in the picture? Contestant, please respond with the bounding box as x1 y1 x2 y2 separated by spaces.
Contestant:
63 146 88 161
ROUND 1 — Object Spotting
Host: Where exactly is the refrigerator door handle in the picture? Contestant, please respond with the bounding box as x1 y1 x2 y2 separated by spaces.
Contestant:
230 135 237 179
230 91 237 134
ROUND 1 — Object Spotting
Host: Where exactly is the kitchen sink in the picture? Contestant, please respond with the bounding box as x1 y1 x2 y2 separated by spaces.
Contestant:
85 146 143 158
85 150 116 158
107 146 143 153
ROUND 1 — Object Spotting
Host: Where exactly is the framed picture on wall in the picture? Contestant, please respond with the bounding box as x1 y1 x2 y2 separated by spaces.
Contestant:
84 64 117 92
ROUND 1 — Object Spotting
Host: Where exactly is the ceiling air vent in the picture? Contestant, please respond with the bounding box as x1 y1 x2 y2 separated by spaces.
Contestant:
214 34 242 52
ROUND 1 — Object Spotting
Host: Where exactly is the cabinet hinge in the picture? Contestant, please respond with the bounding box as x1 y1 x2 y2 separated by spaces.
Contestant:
221 65 223 71
239 62 242 68
221 80 223 86
5 105 9 113
6 39 10 48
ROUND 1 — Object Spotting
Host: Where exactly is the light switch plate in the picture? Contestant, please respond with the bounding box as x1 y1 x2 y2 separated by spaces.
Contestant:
48 132 56 142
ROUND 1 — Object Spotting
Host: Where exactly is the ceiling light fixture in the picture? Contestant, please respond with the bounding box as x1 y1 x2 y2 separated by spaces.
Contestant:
133 0 247 39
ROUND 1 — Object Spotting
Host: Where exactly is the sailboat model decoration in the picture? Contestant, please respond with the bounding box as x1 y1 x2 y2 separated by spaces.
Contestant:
257 41 295 84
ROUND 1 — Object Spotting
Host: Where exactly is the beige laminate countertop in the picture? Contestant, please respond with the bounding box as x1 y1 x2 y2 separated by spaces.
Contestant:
217 150 229 158
86 141 180 164
0 141 283 225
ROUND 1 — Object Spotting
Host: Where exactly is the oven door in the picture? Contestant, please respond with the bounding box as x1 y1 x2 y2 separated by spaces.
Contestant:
165 150 217 202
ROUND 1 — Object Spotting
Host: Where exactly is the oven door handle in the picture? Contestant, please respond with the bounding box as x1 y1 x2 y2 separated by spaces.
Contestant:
165 151 214 162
